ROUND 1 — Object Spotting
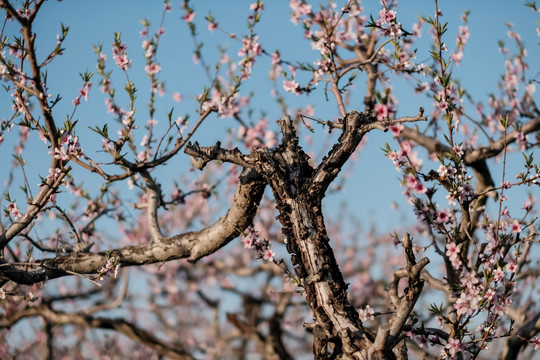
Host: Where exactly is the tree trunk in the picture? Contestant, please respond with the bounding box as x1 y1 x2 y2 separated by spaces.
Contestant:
274 193 376 358
258 114 386 359
184 112 427 358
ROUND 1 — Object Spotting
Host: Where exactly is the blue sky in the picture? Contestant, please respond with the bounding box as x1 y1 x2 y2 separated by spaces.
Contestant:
0 0 538 237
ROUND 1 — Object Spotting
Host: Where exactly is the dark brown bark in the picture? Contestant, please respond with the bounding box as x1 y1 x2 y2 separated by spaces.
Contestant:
185 111 427 358
263 113 376 358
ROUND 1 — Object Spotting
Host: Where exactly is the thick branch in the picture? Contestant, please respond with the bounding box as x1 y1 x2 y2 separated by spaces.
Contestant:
400 115 540 165
309 109 427 198
185 141 254 170
0 169 68 250
384 234 429 350
309 111 367 198
0 168 265 285
0 304 193 360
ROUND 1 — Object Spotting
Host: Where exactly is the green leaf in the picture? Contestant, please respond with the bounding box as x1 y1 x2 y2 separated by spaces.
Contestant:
428 303 444 316
522 152 533 167
499 114 509 130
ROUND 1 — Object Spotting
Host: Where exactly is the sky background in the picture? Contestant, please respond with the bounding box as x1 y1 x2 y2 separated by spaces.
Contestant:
0 0 538 239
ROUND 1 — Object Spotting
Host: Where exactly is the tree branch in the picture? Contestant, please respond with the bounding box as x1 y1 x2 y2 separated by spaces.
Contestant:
0 168 266 285
0 304 194 359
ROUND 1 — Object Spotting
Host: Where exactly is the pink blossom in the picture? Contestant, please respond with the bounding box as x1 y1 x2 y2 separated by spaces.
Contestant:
358 305 374 322
446 338 463 356
172 92 182 102
102 138 111 150
164 2 171 12
455 292 478 316
137 150 148 162
530 336 540 350
450 51 463 65
405 174 427 194
263 249 275 262
493 268 505 282
61 132 70 145
377 9 396 26
183 12 195 23
510 220 521 234
460 271 479 290
7 202 22 219
374 103 389 120
145 62 161 75
289 0 312 24
446 242 461 268
242 226 260 249
436 209 451 224
112 44 131 70
243 237 254 249
288 65 297 76
516 132 528 150
522 197 535 212
459 25 470 40
208 22 218 32
437 164 456 179
140 134 148 147
250 1 264 11
46 167 61 182
388 123 404 136
79 82 92 101
283 80 301 95
271 51 281 65
50 146 69 161
452 144 464 157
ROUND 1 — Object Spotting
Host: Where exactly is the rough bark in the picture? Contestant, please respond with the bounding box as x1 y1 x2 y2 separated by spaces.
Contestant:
185 111 427 358
0 168 265 285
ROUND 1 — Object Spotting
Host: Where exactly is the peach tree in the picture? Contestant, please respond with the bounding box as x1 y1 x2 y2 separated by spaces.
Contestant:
0 0 539 359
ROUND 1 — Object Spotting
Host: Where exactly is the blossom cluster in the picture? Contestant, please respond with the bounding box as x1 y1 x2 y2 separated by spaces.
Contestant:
72 82 92 106
242 225 276 263
112 35 132 70
6 202 22 219
376 8 402 37
48 131 83 162
238 35 262 80
236 117 277 149
450 13 470 66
